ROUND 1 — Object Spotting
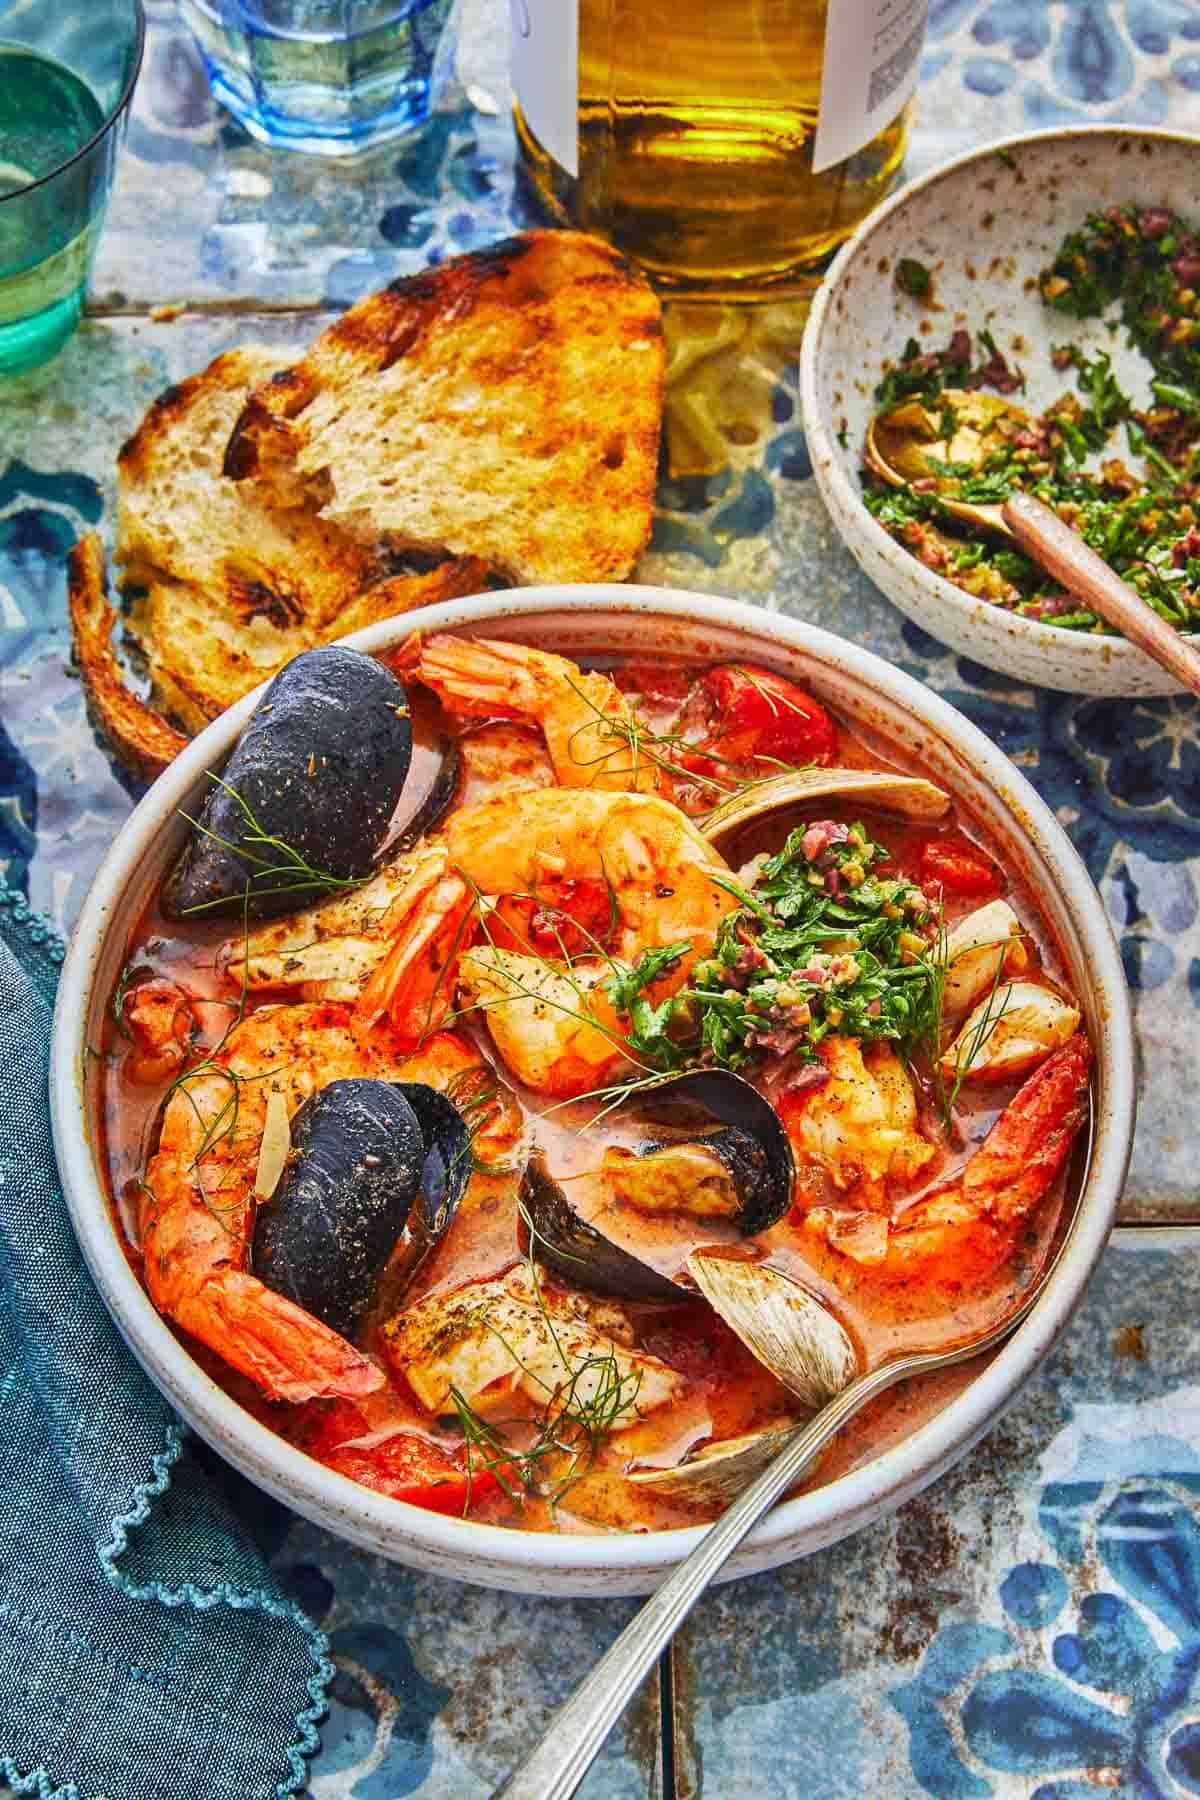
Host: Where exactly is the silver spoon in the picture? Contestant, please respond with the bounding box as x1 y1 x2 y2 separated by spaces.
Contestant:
493 1227 1079 1800
867 395 1200 699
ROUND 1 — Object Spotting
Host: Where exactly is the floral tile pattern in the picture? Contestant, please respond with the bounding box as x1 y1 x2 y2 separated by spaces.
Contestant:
674 1240 1200 1798
2 1 1198 1793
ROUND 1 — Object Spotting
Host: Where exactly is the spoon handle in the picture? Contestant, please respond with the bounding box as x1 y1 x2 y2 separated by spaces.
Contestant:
491 1360 901 1800
1002 491 1200 699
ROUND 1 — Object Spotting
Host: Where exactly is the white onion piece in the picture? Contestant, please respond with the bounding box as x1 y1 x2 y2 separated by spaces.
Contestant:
253 1086 292 1200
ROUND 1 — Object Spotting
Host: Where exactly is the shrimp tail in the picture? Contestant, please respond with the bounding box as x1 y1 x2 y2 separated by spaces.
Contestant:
175 1271 385 1404
961 1029 1092 1224
413 634 668 794
355 872 477 1046
852 1031 1092 1288
414 634 543 721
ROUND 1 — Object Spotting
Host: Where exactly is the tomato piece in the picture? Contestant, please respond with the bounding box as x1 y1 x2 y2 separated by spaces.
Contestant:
291 1399 372 1460
919 836 1004 899
323 1434 502 1514
296 1403 504 1514
489 877 615 957
681 664 836 773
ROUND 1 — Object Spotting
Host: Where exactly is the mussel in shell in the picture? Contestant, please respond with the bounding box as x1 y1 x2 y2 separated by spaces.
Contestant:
519 1158 688 1304
389 736 462 855
252 1076 472 1339
605 1071 794 1236
163 645 416 921
394 1082 474 1242
702 767 951 849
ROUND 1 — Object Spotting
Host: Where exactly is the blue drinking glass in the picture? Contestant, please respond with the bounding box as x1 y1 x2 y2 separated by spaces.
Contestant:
0 0 144 375
180 0 458 155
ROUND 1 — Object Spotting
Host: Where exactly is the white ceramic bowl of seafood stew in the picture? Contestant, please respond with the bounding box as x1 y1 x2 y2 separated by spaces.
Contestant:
51 588 1134 1597
801 125 1200 697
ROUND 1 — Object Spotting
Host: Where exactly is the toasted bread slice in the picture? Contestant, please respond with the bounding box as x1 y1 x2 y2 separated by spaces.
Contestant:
68 533 188 782
115 343 490 728
70 533 488 776
223 231 665 585
130 554 489 735
118 345 387 627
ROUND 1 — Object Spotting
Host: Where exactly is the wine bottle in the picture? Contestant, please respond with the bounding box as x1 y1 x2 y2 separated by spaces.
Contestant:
511 0 929 297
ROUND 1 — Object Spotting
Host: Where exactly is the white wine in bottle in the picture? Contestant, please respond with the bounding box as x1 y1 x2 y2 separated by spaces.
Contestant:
511 0 928 297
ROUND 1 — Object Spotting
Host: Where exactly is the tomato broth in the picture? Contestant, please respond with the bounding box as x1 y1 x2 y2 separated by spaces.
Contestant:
98 644 1089 1534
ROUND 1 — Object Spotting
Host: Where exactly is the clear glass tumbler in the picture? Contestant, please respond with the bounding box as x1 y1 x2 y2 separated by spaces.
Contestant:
180 0 458 155
0 0 144 375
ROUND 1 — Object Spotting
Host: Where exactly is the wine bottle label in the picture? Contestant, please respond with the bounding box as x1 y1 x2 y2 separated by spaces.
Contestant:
509 0 580 178
812 0 928 175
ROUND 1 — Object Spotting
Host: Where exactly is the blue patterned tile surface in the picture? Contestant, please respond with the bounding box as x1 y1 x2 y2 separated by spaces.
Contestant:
673 1238 1200 1799
2 3 1199 1792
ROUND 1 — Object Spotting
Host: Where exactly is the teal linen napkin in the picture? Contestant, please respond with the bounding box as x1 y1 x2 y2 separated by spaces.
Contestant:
0 883 331 1800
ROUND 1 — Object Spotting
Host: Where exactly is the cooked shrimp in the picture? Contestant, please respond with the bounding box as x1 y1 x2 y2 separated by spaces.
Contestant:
780 1037 937 1210
443 789 738 1093
456 949 634 1097
445 789 733 961
141 1005 491 1403
457 722 555 804
808 1032 1091 1289
409 634 669 794
230 781 733 1086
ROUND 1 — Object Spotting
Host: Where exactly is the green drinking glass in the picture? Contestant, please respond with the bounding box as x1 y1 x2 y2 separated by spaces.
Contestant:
0 0 144 375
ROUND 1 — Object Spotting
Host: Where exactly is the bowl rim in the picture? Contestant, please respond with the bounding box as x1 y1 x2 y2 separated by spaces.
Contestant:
799 122 1200 670
50 584 1135 1585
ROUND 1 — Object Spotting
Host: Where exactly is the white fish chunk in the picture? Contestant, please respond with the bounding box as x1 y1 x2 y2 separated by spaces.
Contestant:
940 979 1080 1083
383 1264 683 1420
227 846 449 999
940 899 1029 1019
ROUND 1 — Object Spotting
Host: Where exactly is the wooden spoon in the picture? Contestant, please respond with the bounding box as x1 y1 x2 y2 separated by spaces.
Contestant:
1002 491 1200 700
867 395 1200 697
865 387 1028 536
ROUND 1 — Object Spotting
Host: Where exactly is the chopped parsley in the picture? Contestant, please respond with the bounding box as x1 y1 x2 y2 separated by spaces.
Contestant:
896 258 932 300
604 821 939 1076
862 204 1200 636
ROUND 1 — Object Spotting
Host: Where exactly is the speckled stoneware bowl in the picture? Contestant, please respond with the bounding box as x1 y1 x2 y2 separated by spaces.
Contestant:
801 126 1200 697
51 589 1135 1596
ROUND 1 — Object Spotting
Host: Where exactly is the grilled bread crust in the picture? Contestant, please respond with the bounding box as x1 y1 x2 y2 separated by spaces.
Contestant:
68 533 189 783
223 232 665 585
113 343 488 732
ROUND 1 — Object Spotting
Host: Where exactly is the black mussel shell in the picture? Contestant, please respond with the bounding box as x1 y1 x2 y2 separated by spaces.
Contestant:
162 645 413 921
632 1071 794 1236
392 1081 472 1240
520 1158 687 1304
252 1078 424 1340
